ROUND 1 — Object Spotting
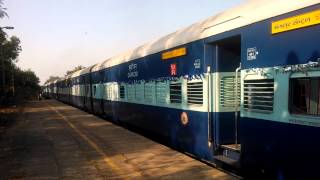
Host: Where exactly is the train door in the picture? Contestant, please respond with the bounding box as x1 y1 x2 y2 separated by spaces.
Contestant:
68 79 71 104
89 73 94 113
81 76 86 109
211 35 241 167
83 84 86 108
99 71 105 115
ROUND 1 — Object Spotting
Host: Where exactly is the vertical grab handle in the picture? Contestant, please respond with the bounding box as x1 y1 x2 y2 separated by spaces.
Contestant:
235 63 241 145
207 66 212 147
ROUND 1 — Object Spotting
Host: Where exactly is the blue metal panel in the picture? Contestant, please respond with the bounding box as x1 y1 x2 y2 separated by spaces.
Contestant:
240 117 320 179
91 70 104 84
241 4 320 69
92 98 104 115
100 100 214 161
90 41 206 84
83 96 93 112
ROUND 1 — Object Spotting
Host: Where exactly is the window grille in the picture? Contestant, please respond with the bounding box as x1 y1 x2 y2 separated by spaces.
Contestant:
187 81 203 105
220 76 240 108
144 83 153 103
135 83 144 101
112 84 119 100
106 85 113 100
156 82 167 104
127 84 135 101
170 82 182 103
243 79 274 113
119 85 125 99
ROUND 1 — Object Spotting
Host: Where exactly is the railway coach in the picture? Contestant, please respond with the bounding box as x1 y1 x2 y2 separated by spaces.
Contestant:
51 0 320 178
43 82 50 98
43 79 58 99
48 79 58 99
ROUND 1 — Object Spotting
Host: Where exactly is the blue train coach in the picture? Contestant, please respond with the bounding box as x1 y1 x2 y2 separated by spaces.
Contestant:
48 0 320 179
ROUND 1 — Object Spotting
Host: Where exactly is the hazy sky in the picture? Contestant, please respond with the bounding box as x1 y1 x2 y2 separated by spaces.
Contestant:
1 0 244 84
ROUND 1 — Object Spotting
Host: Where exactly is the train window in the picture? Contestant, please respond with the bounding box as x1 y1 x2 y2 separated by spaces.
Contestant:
289 77 320 116
187 81 203 105
170 82 182 104
135 83 144 101
220 76 240 108
119 85 125 99
144 83 153 103
127 84 135 101
113 84 119 100
156 82 167 104
107 85 113 100
243 79 274 113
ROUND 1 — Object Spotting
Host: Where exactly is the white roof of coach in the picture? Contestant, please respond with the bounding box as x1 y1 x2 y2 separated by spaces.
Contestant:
92 59 109 72
57 77 66 83
79 64 96 76
44 78 58 86
64 74 72 80
71 69 82 78
92 0 319 72
45 79 57 86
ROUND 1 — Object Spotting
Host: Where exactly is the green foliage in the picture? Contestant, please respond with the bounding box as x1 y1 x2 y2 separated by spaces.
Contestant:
0 10 40 103
2 36 21 63
14 68 41 100
0 1 40 105
0 0 8 19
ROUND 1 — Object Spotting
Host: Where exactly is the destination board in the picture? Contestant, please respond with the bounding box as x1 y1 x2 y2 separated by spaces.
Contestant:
271 9 320 34
162 47 187 60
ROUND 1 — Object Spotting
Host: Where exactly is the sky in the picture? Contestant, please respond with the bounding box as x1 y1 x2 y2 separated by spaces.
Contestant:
1 0 244 84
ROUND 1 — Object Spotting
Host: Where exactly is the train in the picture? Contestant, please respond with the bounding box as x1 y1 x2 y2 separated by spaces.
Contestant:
43 1 320 179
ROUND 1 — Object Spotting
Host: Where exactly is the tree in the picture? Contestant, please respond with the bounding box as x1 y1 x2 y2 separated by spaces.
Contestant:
65 65 85 76
0 0 40 105
0 29 22 96
14 68 41 100
0 0 8 19
2 36 21 63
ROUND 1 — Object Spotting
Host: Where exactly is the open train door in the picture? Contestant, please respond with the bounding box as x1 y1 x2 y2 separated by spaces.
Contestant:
210 35 242 167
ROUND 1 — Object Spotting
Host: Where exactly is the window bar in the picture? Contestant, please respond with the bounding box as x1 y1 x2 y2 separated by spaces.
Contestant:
318 79 320 115
301 80 303 110
307 80 311 114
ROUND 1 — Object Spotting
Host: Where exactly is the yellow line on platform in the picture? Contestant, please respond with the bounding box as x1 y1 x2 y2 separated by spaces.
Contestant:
46 102 132 179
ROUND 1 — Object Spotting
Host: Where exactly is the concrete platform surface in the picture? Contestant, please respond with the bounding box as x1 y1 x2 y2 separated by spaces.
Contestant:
0 100 237 180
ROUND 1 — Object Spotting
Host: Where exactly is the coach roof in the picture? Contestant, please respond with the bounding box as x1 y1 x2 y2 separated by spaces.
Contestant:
92 0 319 72
92 59 109 72
71 69 82 78
79 64 97 76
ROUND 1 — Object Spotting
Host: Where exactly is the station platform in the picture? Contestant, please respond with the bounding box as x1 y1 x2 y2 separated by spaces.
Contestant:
0 100 237 179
